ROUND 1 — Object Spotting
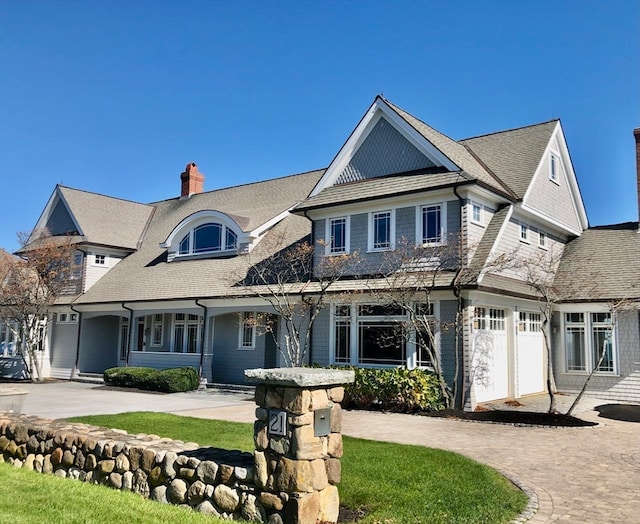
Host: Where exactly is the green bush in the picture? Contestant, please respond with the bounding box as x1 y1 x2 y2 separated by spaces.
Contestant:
339 367 444 412
103 366 199 393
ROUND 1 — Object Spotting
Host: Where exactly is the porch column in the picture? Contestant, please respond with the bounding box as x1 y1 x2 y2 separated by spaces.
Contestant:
245 367 354 524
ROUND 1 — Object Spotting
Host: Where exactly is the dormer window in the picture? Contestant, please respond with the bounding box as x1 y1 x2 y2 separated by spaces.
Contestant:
178 222 237 256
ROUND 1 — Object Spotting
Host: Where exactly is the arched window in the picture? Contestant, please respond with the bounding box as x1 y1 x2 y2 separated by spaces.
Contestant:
178 222 237 256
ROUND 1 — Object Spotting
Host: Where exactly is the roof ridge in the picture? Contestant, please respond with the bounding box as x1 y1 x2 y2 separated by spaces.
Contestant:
148 168 326 205
58 185 154 208
460 119 559 142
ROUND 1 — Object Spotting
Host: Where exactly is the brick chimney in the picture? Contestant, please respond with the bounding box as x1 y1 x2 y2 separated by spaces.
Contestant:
634 128 640 225
180 162 205 198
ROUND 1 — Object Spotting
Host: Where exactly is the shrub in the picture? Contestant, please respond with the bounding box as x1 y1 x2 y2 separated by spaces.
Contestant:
339 367 445 412
103 367 199 393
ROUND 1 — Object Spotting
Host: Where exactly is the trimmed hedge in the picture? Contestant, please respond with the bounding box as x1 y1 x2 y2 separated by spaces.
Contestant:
103 366 199 393
339 367 445 412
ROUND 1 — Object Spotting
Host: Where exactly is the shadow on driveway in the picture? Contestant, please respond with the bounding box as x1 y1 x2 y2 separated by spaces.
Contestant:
595 404 640 423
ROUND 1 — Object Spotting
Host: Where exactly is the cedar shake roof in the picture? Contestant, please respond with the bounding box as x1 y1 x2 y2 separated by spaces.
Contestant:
74 170 324 304
461 120 559 198
553 222 640 302
58 187 155 250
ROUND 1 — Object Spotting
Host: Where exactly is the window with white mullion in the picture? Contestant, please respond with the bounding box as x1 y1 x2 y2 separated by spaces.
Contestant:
239 312 256 349
371 211 392 250
564 312 615 374
151 314 163 346
328 217 348 254
421 204 442 244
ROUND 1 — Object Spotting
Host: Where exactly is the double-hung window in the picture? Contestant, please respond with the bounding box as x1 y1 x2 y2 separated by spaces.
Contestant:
564 312 615 373
519 223 529 243
421 204 443 244
173 313 201 353
470 201 482 225
371 211 392 250
328 217 348 254
239 312 256 349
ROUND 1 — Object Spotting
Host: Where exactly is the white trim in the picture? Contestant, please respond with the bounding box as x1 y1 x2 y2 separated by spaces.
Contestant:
368 209 395 251
561 311 618 376
415 201 447 246
325 215 350 255
476 206 514 285
31 187 84 242
238 311 256 350
519 222 530 244
538 229 547 249
310 97 459 197
469 200 484 226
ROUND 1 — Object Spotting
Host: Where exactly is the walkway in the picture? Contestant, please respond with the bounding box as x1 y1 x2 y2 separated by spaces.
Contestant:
15 381 640 523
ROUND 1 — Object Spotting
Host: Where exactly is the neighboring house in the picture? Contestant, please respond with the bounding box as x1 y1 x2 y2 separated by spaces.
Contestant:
9 97 639 405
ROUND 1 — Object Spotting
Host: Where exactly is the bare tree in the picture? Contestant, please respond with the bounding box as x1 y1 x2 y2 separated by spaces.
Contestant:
237 232 357 367
0 232 76 381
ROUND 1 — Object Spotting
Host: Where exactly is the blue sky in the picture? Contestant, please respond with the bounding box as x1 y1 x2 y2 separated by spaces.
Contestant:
1 0 638 253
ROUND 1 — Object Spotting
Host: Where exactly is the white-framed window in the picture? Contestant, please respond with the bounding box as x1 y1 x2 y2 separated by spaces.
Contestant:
549 153 559 183
173 313 201 353
119 317 129 360
327 216 349 254
420 203 444 244
238 311 256 349
151 314 163 347
470 201 482 225
94 254 106 266
370 210 394 251
519 222 529 243
564 312 615 374
178 222 238 256
330 302 438 368
518 311 542 332
538 230 547 249
474 307 506 331
0 321 19 356
57 311 78 324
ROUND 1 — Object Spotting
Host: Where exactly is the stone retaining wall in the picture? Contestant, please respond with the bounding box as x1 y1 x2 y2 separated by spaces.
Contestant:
0 413 264 520
0 367 354 524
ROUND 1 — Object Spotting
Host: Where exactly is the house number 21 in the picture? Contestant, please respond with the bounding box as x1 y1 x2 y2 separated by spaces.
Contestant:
268 410 287 436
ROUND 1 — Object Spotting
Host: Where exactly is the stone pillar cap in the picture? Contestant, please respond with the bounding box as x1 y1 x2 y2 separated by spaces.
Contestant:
245 367 354 387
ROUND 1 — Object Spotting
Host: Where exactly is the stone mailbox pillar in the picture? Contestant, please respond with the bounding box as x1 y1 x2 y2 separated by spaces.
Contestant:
245 367 354 524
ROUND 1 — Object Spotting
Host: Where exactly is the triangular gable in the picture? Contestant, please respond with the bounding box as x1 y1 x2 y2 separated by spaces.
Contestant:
31 186 84 240
521 122 588 235
310 97 459 196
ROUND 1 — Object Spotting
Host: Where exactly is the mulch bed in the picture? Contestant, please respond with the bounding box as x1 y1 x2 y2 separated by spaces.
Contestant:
423 409 597 427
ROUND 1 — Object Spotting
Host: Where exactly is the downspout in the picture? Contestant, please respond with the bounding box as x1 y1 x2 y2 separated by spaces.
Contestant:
195 299 208 384
122 303 134 367
303 209 315 366
452 185 466 409
70 304 83 380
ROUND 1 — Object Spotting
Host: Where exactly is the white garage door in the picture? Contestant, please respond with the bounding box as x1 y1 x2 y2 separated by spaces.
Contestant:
516 312 545 396
472 307 509 403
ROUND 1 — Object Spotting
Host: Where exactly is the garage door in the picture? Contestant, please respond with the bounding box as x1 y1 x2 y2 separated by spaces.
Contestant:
516 311 545 396
472 307 509 403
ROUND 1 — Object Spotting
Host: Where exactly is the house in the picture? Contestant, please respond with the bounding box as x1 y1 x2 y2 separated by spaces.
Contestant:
6 97 639 405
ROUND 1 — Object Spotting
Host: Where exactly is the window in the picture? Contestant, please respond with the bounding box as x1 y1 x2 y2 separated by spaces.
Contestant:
371 211 392 250
94 254 106 265
538 230 547 249
151 314 163 347
178 222 238 256
520 223 529 243
173 313 201 353
470 201 482 225
239 312 256 349
421 204 443 244
57 312 78 324
474 307 505 331
564 312 615 373
119 318 129 360
331 303 437 367
328 217 348 254
550 153 559 183
519 311 542 332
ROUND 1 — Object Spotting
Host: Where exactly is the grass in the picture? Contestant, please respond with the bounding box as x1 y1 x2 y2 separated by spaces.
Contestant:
1 412 528 523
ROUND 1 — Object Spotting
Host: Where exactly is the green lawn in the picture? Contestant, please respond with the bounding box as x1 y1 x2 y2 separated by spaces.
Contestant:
1 412 527 523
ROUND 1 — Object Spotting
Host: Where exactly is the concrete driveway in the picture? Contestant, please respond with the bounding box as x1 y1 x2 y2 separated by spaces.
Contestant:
12 381 640 523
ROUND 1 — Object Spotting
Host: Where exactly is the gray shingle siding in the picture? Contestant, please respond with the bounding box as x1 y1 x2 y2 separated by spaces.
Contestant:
311 308 331 366
439 299 459 384
47 199 78 235
78 316 119 373
336 117 435 184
